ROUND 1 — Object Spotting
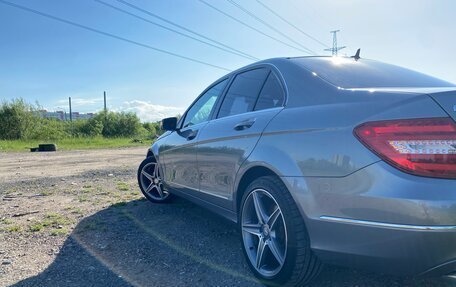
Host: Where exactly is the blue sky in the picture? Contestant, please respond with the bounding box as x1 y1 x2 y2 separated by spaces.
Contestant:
1 0 455 121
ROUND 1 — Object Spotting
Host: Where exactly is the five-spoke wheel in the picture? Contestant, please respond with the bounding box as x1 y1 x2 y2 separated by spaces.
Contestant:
240 176 322 286
137 157 173 203
241 188 287 277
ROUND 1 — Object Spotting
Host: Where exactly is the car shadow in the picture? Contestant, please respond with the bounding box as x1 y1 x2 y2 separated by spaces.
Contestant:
11 197 456 287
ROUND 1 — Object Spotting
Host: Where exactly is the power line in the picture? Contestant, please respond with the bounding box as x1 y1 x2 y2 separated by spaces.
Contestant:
0 0 232 72
255 0 329 49
227 0 316 55
114 0 257 61
226 0 317 55
94 0 258 61
198 0 310 54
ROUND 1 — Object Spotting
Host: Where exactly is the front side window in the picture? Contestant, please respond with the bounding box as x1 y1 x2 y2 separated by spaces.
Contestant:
218 68 269 118
254 72 284 111
183 79 228 128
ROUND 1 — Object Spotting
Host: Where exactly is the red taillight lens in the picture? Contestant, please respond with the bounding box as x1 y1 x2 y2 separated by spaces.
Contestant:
354 118 456 179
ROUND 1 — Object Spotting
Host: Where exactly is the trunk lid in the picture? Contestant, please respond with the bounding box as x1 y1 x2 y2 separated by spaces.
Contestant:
347 87 456 122
427 89 456 122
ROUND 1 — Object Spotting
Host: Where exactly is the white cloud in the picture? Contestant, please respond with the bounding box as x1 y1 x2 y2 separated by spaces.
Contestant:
117 100 185 122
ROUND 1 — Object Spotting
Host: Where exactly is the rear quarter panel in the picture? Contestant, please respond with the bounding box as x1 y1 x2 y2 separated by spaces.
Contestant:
236 89 449 215
247 91 447 177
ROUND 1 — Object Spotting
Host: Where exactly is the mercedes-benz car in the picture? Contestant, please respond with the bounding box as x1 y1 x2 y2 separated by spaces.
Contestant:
137 56 456 286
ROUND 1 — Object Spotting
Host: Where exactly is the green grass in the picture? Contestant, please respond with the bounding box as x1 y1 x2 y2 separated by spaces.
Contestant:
28 213 72 233
78 195 89 202
69 207 83 215
0 137 150 152
43 213 71 227
6 225 21 232
116 181 130 191
50 228 68 236
82 186 95 193
1 218 13 225
29 224 43 232
41 190 53 196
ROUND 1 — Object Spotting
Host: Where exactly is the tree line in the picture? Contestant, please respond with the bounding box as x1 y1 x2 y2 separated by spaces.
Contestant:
0 99 162 140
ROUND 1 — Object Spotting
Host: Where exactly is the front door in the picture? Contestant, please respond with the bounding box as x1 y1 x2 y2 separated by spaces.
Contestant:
160 79 229 194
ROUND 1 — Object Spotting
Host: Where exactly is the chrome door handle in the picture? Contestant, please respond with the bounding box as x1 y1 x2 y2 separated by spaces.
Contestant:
234 120 255 131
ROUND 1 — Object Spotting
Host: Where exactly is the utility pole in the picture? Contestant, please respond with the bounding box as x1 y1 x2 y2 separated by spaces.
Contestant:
324 30 346 56
68 97 72 122
103 91 107 112
69 97 73 136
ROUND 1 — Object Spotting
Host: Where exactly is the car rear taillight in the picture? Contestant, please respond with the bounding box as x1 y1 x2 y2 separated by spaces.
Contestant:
354 117 456 179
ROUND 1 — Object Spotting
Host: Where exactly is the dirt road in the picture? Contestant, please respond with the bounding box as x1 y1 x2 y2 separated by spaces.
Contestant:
0 147 455 286
0 148 147 183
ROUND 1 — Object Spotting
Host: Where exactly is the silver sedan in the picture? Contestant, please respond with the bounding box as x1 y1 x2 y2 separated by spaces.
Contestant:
138 56 456 286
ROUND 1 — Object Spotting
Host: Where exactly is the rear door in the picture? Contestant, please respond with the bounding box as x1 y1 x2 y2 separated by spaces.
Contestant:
196 67 286 208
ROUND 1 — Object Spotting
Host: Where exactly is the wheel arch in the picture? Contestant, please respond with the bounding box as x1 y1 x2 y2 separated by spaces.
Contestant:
146 149 155 159
234 160 313 225
148 142 161 161
234 164 282 217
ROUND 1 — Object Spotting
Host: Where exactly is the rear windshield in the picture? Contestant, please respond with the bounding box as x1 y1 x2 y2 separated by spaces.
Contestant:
292 57 455 89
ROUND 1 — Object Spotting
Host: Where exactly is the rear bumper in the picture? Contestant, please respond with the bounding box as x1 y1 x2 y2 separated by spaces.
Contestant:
309 216 456 276
281 161 456 276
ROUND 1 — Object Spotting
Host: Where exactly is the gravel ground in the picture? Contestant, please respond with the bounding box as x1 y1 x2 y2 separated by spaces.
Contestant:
0 147 455 286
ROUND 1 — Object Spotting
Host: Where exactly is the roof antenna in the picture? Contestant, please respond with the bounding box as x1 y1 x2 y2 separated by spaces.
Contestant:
352 48 361 61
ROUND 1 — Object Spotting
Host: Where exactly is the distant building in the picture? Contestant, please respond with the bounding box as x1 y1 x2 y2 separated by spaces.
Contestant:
70 112 95 120
39 110 95 121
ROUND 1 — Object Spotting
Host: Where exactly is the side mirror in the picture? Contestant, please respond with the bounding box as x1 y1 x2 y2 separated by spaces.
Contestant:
161 117 178 131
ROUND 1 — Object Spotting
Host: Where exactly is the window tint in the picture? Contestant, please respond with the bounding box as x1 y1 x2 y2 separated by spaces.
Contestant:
218 68 269 118
254 73 284 110
183 79 227 128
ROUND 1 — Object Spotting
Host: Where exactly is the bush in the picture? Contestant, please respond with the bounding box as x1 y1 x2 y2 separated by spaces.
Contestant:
94 111 143 138
0 99 37 140
0 98 158 140
27 118 69 140
142 122 161 139
72 118 103 137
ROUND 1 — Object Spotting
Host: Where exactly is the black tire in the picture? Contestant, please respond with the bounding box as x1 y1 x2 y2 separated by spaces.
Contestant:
137 156 174 203
239 176 322 287
38 143 57 152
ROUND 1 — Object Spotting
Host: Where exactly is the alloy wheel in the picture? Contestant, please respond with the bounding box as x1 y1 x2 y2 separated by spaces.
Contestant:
241 188 287 278
139 162 169 201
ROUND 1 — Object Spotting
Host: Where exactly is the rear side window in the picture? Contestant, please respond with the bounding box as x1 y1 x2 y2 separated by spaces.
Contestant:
218 68 269 118
254 72 284 111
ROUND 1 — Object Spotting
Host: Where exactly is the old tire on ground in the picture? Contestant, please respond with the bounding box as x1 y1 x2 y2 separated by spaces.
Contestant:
38 143 57 152
137 156 174 203
239 176 322 286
